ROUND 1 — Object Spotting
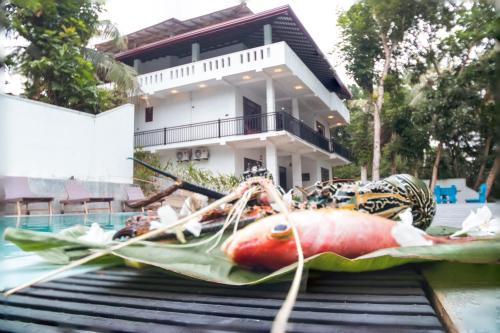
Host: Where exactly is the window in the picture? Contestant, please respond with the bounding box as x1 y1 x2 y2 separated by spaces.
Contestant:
244 157 262 171
302 173 310 182
145 107 153 122
321 167 329 182
316 121 325 137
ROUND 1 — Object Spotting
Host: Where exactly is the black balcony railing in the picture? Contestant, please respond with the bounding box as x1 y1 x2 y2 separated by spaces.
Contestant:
134 111 351 161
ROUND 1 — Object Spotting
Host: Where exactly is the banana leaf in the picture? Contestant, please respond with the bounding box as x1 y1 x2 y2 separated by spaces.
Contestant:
4 227 500 285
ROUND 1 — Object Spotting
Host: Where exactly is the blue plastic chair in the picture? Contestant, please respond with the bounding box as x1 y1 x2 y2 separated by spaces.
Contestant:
434 185 442 204
434 185 457 204
466 183 487 203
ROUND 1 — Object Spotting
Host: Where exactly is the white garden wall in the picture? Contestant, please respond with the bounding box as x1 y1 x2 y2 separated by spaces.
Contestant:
0 93 134 183
423 178 479 203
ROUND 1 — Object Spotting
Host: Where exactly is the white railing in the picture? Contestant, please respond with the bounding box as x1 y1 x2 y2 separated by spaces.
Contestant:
138 42 286 94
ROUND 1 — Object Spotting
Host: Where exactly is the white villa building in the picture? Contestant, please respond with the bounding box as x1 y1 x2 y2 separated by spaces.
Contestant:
98 4 352 190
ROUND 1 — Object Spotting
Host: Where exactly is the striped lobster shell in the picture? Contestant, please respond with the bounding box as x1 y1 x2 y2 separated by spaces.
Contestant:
335 174 436 230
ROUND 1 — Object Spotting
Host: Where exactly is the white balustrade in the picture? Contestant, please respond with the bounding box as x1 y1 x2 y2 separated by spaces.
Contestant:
138 42 286 94
137 41 348 121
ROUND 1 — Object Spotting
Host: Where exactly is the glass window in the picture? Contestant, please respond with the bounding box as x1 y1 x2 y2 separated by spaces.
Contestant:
244 157 262 171
145 107 153 122
321 167 329 182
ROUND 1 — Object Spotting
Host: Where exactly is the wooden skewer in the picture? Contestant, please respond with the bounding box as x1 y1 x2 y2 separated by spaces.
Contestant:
4 192 240 297
262 182 305 333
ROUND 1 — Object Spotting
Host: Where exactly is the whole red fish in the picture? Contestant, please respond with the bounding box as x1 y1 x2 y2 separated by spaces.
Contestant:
222 209 454 270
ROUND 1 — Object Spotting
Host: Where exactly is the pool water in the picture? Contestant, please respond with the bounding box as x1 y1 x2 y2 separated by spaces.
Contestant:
0 213 139 290
0 213 137 260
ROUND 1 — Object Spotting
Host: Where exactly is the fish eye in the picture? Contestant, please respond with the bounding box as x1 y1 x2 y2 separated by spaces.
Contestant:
270 223 292 239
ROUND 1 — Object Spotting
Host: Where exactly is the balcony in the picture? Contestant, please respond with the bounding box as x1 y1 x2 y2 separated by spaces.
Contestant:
134 111 352 161
137 42 349 123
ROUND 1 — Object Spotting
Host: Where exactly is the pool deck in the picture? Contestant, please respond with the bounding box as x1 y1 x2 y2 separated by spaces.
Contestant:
422 203 500 333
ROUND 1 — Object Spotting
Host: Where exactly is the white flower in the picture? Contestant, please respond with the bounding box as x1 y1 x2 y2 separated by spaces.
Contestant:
184 219 202 237
391 222 433 247
391 208 433 246
398 208 414 225
77 223 115 245
157 204 202 238
451 206 499 237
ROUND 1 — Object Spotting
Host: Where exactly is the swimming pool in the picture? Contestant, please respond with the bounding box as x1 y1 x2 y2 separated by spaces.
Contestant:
0 213 138 290
0 213 137 259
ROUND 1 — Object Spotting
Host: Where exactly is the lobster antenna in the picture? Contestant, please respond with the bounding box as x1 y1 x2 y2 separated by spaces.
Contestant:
128 157 225 199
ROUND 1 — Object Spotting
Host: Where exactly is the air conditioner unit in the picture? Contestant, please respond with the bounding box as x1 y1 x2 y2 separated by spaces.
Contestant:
176 151 183 162
176 149 192 162
193 147 209 160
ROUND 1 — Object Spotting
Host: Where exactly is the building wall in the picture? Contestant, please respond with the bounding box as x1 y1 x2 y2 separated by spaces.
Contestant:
235 86 268 118
158 145 236 176
135 85 237 132
278 155 293 190
301 156 318 188
316 159 332 181
0 94 134 183
234 148 264 176
154 144 334 191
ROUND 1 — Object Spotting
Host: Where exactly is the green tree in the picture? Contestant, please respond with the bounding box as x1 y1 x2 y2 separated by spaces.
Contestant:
381 74 428 177
337 0 446 180
133 148 163 195
4 0 138 113
410 0 496 190
331 86 372 181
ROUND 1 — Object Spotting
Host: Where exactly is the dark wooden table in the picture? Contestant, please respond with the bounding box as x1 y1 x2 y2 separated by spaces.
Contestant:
0 266 444 333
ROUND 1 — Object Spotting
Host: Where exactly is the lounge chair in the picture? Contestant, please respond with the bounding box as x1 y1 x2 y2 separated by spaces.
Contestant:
60 180 114 214
465 183 487 203
0 177 54 215
122 186 165 212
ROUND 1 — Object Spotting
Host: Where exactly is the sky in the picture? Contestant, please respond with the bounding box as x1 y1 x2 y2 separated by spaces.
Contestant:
0 0 356 94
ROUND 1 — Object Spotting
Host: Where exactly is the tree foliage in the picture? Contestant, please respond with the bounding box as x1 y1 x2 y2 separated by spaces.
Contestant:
337 0 448 180
335 0 498 198
4 0 137 113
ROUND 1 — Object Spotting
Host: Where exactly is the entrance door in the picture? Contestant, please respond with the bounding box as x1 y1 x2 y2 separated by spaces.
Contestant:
243 97 262 134
279 166 287 191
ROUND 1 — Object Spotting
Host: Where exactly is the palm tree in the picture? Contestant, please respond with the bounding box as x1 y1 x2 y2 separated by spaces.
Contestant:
86 19 139 94
1 0 140 106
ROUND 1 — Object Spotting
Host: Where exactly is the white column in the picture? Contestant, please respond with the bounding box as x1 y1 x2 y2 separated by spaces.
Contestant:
263 24 272 45
266 142 279 183
266 77 275 130
292 97 299 119
133 59 141 74
192 43 200 62
292 153 302 187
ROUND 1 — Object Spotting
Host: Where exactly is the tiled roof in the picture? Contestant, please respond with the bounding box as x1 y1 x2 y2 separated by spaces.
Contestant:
100 5 351 99
96 3 253 53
